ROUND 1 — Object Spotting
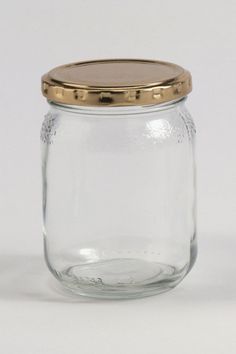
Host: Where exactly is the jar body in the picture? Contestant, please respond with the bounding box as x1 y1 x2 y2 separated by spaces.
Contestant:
41 100 197 299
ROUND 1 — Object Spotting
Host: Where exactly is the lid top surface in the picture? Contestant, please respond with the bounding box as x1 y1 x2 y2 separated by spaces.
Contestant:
42 59 192 106
49 59 184 88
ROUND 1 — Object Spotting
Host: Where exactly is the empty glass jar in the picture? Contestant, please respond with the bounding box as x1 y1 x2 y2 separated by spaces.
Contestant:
41 59 197 299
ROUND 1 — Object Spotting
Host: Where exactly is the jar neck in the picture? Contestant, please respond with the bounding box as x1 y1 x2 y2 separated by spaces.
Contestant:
48 97 187 116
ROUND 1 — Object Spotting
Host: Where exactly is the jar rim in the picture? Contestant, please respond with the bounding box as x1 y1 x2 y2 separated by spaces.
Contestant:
48 97 187 116
42 59 192 107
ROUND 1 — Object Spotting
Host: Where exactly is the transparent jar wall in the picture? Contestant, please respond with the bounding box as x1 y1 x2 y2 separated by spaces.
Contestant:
41 100 197 299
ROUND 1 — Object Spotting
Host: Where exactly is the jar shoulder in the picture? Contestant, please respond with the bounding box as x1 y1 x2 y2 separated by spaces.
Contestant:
40 103 196 146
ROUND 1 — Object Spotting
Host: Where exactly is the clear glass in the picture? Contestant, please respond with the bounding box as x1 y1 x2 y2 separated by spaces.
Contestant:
41 98 197 299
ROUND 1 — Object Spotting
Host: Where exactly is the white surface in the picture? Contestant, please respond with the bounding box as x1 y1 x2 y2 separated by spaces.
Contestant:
0 0 236 353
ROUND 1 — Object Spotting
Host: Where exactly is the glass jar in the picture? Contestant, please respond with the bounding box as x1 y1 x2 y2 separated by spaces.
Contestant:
41 59 197 299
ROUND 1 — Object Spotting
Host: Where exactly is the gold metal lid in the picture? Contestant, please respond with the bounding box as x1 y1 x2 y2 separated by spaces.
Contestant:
42 59 192 107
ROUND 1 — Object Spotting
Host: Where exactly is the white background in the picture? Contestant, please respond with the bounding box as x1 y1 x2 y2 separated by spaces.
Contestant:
0 0 236 353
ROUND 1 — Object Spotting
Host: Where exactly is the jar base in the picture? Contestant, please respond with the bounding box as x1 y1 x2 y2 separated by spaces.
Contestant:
55 258 188 299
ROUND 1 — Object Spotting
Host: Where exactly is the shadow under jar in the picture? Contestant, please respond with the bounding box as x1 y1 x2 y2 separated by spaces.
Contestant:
41 59 197 299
